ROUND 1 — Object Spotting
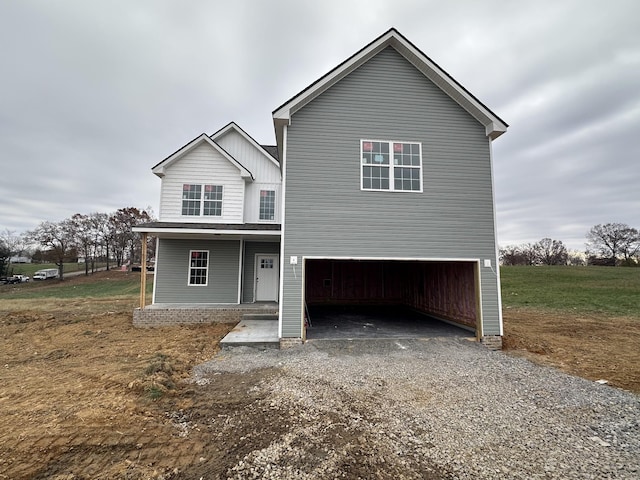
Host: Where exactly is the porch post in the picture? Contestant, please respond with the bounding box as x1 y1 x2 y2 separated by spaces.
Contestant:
140 232 147 309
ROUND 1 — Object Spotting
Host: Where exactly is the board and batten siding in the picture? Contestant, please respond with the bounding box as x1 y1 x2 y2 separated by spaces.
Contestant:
154 239 241 304
281 46 501 337
241 241 281 303
215 129 281 183
215 130 282 224
158 143 245 223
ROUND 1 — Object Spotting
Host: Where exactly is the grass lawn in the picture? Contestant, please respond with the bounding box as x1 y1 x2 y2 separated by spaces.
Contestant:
0 270 153 300
500 265 640 318
6 262 108 277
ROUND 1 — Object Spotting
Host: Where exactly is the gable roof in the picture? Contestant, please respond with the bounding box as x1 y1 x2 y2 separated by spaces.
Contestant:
273 28 508 159
261 145 279 162
210 122 280 167
151 133 254 180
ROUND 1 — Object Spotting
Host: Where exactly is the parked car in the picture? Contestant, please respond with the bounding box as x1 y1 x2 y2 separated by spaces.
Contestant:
12 275 30 283
1 276 20 285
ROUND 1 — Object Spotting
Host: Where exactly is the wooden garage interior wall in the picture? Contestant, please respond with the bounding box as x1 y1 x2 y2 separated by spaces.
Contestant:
305 260 477 329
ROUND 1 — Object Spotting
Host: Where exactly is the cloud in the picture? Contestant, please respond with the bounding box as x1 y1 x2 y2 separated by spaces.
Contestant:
0 0 638 252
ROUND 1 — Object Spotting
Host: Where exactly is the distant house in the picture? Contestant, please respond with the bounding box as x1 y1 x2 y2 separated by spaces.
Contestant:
134 28 508 349
10 256 31 264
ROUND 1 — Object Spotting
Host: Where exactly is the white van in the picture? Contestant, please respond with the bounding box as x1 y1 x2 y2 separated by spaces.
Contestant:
33 268 59 280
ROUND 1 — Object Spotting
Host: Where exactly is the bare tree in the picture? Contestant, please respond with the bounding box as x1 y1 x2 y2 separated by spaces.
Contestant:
90 212 111 271
500 245 524 266
28 219 76 280
0 229 25 268
109 207 152 266
520 243 538 266
0 239 10 277
619 228 640 264
586 223 639 266
71 214 93 276
535 238 568 265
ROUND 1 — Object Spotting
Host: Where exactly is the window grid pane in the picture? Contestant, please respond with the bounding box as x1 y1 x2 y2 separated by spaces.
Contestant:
362 165 390 190
259 190 276 220
182 184 202 215
394 166 421 191
362 140 421 191
203 185 223 216
189 251 208 285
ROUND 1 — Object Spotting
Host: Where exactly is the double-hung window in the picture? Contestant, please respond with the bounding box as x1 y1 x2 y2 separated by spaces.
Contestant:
182 184 202 215
188 250 208 286
182 184 223 216
361 140 422 192
259 190 276 221
203 185 223 216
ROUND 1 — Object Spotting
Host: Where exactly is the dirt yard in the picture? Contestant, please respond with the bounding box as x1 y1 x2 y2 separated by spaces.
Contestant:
0 271 638 479
502 307 640 393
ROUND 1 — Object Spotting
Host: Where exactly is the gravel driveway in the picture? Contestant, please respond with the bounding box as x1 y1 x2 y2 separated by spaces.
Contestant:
194 338 640 479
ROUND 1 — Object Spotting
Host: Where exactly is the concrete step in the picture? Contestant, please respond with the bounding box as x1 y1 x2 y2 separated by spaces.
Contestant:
220 320 279 350
242 313 279 321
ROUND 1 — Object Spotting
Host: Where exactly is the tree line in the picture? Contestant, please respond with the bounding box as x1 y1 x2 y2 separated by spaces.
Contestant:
500 223 640 266
0 207 154 279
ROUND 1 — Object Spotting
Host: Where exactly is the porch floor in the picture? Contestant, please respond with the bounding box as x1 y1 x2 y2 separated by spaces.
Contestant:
220 319 279 349
146 302 278 310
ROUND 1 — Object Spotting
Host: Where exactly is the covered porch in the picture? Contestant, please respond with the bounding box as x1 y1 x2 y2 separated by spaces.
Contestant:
132 222 281 325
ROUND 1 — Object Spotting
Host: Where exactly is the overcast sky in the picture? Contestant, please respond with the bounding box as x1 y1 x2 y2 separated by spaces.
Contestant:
1 0 638 250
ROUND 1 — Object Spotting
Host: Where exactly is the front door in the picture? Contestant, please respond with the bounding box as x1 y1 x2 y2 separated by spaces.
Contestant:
255 254 279 302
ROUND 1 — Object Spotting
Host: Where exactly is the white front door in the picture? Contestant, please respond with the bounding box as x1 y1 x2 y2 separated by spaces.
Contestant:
255 254 279 302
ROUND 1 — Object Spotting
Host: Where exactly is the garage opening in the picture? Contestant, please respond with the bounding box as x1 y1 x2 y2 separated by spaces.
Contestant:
304 259 479 339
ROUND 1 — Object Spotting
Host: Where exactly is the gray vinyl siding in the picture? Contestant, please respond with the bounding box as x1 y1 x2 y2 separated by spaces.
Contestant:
154 239 240 304
281 47 501 337
241 241 281 303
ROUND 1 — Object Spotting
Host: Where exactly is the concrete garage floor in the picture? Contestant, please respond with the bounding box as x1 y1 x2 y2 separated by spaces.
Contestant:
305 306 474 340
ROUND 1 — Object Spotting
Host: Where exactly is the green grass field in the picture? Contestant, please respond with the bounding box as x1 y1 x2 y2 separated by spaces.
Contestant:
6 262 108 276
500 265 640 317
0 271 153 300
3 265 638 318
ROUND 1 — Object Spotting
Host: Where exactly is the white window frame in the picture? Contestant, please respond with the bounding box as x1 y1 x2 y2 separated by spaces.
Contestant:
188 250 209 286
181 184 223 217
203 184 223 217
360 139 423 192
259 189 277 221
181 184 202 216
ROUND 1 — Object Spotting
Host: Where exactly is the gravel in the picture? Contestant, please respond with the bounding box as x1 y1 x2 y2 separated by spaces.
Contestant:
193 338 640 479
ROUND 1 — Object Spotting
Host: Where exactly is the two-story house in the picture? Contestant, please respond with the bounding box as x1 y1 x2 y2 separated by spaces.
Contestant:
134 28 508 349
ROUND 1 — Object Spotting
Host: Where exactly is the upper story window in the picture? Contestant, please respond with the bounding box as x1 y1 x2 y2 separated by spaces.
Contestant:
182 184 202 215
259 190 276 221
188 250 208 286
203 185 223 216
361 140 422 192
182 184 223 216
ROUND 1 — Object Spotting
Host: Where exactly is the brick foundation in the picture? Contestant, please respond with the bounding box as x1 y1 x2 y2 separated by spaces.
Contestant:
133 306 277 327
279 338 304 349
480 335 503 350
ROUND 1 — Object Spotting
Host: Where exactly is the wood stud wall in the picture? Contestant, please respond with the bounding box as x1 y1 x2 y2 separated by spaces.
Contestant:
305 259 477 329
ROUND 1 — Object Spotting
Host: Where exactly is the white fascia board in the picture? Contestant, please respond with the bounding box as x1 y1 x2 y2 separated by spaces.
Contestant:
212 122 280 169
272 38 385 122
132 226 281 236
387 35 508 139
273 29 508 141
152 134 254 180
302 255 481 263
